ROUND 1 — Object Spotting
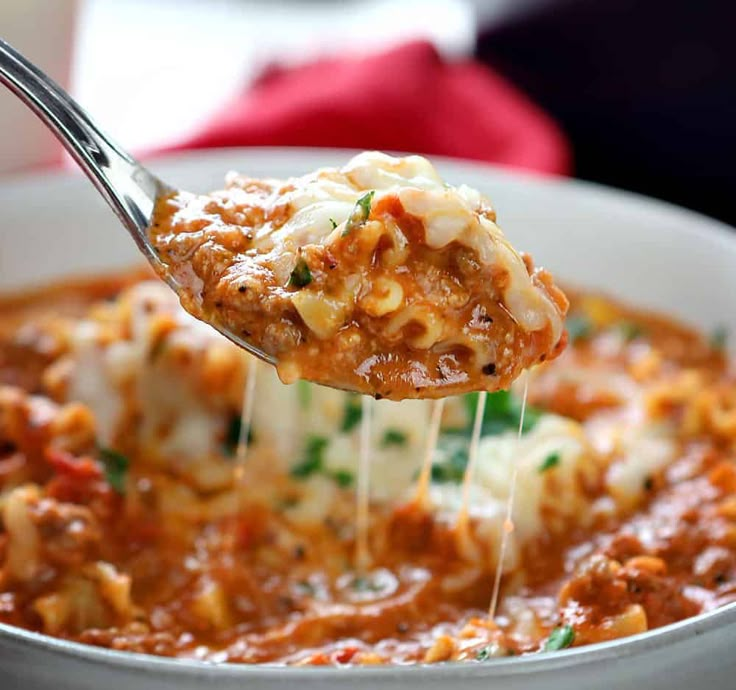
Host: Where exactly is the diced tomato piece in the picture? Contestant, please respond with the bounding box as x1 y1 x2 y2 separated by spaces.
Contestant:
45 447 103 480
333 646 359 664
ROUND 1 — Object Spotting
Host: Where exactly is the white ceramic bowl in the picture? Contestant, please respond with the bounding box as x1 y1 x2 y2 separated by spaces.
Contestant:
1 148 735 690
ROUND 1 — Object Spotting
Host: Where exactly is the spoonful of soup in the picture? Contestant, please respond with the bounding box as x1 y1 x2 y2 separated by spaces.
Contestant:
0 40 568 400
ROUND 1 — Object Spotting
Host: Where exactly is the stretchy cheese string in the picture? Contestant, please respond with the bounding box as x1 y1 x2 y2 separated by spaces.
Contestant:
413 398 446 509
355 396 373 572
233 357 257 484
489 372 528 618
456 391 487 538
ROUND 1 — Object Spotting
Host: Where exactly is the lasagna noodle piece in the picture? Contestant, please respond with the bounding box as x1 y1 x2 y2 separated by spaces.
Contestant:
148 152 569 400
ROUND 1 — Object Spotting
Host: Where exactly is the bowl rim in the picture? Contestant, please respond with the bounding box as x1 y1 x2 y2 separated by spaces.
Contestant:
2 145 736 678
3 601 736 678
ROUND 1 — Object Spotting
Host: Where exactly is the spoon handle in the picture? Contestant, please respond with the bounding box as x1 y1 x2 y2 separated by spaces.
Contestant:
0 40 168 257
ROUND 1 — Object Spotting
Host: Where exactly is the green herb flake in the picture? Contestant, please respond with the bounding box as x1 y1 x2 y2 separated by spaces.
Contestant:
431 390 545 485
544 625 575 651
463 390 542 437
222 414 253 456
476 646 491 661
615 321 644 342
297 380 312 409
711 325 729 351
331 469 354 488
342 190 375 236
356 190 374 217
340 396 363 433
430 436 469 484
98 446 129 495
566 314 594 343
538 451 561 473
329 218 338 230
381 428 407 447
288 257 312 288
290 435 329 479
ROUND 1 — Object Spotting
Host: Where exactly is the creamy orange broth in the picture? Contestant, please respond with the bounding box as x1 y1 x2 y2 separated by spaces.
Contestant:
1 273 735 664
148 152 567 400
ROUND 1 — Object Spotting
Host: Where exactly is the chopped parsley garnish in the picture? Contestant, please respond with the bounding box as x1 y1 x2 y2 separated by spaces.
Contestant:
330 469 354 488
356 190 374 217
538 451 561 473
475 646 493 661
98 446 129 494
297 380 312 409
430 391 544 483
465 390 542 437
430 436 470 484
381 428 407 447
329 218 338 230
566 314 594 343
290 435 329 478
340 396 363 432
342 190 375 236
615 321 644 342
288 257 312 288
711 325 729 351
544 625 575 651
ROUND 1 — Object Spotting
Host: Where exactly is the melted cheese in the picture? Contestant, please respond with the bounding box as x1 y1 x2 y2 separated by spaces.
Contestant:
224 151 563 341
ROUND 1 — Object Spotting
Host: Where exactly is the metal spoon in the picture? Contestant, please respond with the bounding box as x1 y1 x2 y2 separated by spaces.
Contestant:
0 39 275 365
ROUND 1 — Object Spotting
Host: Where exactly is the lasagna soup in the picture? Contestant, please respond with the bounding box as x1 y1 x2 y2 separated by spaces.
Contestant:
148 152 568 399
0 273 735 664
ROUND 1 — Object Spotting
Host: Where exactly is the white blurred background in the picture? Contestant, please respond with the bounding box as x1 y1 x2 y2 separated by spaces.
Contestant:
0 0 548 174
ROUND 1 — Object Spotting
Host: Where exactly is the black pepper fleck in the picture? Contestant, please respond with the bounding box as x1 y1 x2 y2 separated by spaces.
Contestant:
238 286 247 293
482 363 497 375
